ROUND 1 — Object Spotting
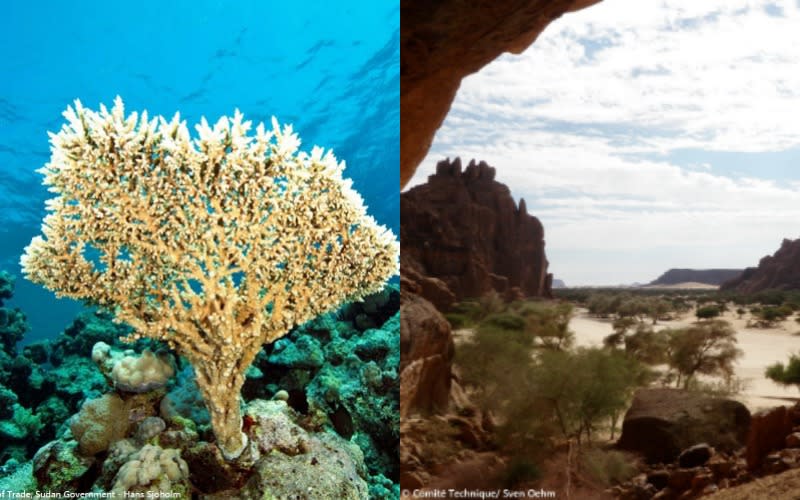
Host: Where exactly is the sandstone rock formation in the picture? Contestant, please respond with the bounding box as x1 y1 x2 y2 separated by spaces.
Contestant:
401 158 552 306
617 388 751 464
721 238 800 293
650 269 743 287
614 401 800 499
746 405 799 471
401 0 603 186
399 287 454 418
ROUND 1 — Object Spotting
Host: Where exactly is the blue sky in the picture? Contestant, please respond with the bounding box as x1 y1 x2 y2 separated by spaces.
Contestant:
407 0 800 286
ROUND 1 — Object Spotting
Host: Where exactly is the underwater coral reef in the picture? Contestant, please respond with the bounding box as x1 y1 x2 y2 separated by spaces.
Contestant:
1 100 400 498
0 273 400 498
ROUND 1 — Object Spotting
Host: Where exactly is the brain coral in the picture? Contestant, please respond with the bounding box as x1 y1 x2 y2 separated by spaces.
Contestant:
22 97 399 460
70 393 129 456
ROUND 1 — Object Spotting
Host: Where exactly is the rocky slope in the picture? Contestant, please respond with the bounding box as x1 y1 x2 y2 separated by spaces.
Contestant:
721 238 800 293
649 269 743 287
613 401 800 499
401 0 603 186
401 158 552 307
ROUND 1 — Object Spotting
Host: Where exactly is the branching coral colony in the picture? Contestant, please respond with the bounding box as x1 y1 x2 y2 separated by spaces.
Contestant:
21 97 399 460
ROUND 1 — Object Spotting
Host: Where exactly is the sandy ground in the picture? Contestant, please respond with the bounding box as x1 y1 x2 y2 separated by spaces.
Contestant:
570 307 800 412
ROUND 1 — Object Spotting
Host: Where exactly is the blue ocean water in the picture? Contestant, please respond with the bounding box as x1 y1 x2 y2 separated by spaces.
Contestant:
0 1 399 343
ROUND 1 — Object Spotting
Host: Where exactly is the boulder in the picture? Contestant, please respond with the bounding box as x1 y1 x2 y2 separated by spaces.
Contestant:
678 443 712 468
400 294 454 417
401 158 552 303
745 405 794 470
617 388 750 464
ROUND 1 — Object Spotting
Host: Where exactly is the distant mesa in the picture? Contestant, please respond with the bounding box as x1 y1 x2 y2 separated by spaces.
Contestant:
552 278 566 289
401 157 552 309
649 269 744 287
721 237 800 293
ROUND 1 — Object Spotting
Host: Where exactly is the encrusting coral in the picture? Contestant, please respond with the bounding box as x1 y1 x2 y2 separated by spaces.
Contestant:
21 97 399 460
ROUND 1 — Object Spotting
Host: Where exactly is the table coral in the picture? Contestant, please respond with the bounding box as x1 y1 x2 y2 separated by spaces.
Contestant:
21 97 399 459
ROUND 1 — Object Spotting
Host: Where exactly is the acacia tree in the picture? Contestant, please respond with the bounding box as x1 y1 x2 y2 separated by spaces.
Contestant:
533 348 646 443
667 320 742 389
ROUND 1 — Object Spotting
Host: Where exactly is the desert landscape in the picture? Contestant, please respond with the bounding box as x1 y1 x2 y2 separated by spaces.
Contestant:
569 304 800 411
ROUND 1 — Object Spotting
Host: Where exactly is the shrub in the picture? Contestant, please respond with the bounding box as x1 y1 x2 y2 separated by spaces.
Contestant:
483 312 526 332
450 301 483 320
766 353 800 388
444 313 470 330
580 448 638 487
696 305 721 320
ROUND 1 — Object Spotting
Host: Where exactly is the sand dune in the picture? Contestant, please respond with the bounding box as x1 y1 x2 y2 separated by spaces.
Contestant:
639 282 719 290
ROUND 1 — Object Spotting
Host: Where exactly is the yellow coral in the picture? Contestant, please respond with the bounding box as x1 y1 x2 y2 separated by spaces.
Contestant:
22 97 399 459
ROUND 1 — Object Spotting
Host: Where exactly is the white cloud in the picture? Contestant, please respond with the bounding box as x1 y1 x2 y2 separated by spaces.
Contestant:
408 0 800 285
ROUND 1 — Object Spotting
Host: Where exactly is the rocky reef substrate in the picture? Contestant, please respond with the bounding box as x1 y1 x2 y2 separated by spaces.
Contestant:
0 271 399 499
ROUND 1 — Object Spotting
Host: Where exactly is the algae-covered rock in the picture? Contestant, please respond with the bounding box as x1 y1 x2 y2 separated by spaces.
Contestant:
268 335 325 369
244 284 400 495
32 439 94 492
0 384 18 419
197 399 369 499
0 404 43 441
241 432 368 500
0 461 36 494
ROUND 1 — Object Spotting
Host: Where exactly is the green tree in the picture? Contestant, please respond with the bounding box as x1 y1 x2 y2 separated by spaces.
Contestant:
765 354 800 389
603 317 637 349
667 320 742 389
532 348 647 443
647 299 673 325
520 301 574 350
624 325 670 365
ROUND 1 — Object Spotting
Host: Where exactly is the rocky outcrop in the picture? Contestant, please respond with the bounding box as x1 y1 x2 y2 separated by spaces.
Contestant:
721 238 800 293
746 405 800 471
401 0 603 186
401 158 552 306
617 388 751 464
649 269 743 287
399 292 454 417
613 401 800 499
